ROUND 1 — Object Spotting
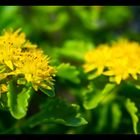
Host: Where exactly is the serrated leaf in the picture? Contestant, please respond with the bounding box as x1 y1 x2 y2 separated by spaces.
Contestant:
57 63 80 84
83 83 116 110
25 98 88 127
7 79 33 119
125 98 139 134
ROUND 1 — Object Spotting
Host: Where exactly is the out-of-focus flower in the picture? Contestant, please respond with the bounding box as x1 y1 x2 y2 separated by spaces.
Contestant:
84 39 140 84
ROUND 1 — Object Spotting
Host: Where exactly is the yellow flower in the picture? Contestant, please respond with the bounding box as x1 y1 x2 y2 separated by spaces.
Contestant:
0 28 26 48
0 29 37 71
0 42 21 70
84 39 140 84
13 49 56 91
0 29 56 91
1 84 7 93
84 44 111 75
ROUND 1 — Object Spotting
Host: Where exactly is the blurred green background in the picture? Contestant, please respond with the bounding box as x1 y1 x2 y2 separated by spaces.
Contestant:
0 6 140 134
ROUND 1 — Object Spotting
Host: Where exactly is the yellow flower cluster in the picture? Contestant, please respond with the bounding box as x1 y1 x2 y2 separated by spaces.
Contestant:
0 29 56 92
83 39 140 84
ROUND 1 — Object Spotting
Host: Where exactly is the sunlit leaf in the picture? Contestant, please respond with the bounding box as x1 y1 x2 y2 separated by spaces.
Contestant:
125 98 139 134
7 79 33 119
83 83 116 110
57 63 80 84
111 103 122 129
60 40 93 61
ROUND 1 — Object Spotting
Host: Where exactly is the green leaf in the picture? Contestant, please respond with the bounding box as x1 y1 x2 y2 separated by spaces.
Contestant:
83 83 116 110
39 86 55 97
7 79 33 119
111 103 122 129
17 78 27 85
125 98 139 134
96 105 109 132
60 40 93 61
25 98 88 127
96 103 122 132
103 6 131 27
57 63 80 84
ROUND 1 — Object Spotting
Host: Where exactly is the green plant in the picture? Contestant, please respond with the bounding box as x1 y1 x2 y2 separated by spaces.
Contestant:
0 6 139 134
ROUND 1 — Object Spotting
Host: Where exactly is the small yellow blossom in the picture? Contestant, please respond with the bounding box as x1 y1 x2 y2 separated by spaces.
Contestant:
84 44 111 75
0 28 26 48
1 84 7 93
13 49 56 91
83 39 140 84
0 29 37 71
0 29 56 92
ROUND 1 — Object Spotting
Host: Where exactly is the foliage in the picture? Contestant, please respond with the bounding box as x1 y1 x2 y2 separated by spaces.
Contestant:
125 98 139 134
0 6 140 134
